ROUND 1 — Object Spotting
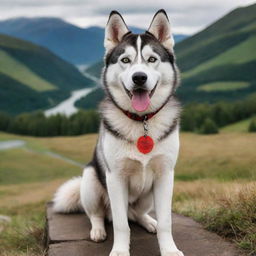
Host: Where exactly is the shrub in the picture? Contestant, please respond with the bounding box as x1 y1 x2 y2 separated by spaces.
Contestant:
199 118 219 134
248 117 256 132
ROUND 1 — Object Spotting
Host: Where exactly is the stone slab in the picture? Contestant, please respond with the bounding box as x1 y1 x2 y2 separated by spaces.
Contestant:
46 203 244 256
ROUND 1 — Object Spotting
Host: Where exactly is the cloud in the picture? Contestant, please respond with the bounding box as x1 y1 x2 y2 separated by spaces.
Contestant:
0 0 255 34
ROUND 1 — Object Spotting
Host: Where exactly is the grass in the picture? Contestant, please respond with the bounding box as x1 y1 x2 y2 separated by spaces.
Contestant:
197 81 250 92
1 131 256 255
0 131 96 164
38 134 97 163
173 181 256 255
0 148 81 185
0 202 46 256
175 132 256 181
221 118 252 132
0 180 66 208
0 132 82 185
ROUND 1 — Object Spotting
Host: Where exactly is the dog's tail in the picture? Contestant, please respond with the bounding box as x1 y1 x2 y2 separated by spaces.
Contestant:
52 176 83 213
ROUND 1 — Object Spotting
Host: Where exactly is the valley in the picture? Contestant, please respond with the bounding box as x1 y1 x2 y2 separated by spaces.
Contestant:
0 34 95 115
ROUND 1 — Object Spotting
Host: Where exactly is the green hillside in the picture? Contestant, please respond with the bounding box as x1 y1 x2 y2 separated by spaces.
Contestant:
0 34 95 114
176 3 256 102
81 3 256 109
176 4 256 69
221 118 252 132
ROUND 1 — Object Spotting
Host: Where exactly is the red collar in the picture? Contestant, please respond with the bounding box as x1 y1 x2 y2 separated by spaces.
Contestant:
121 105 164 122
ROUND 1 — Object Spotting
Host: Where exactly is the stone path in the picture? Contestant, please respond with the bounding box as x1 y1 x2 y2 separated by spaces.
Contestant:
46 203 244 256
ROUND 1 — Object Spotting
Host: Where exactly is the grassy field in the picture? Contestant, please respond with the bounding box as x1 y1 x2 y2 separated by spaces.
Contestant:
221 118 252 132
197 81 250 92
0 131 255 255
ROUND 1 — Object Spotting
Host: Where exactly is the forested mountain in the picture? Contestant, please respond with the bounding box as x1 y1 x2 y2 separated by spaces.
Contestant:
0 34 94 114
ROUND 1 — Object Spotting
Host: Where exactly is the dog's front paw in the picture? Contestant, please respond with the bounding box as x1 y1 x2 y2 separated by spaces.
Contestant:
109 251 130 256
90 227 107 242
138 214 157 233
161 250 184 256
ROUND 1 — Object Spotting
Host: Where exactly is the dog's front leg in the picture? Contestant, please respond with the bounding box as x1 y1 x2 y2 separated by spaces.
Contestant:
154 169 184 256
106 172 130 256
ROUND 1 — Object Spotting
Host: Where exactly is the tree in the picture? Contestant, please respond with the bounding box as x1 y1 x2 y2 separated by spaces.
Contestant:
181 111 196 131
199 118 219 134
248 117 256 132
0 112 11 131
211 102 234 127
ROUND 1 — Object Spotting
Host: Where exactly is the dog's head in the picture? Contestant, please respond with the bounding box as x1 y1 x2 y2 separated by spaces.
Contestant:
103 10 178 114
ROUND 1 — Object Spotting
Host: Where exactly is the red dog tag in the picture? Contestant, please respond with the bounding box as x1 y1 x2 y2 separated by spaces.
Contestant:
137 136 154 154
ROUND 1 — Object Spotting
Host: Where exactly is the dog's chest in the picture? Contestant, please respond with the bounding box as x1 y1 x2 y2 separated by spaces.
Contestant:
120 158 156 203
129 168 154 203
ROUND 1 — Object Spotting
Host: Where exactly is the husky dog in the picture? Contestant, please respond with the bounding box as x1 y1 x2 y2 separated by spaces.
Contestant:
53 9 184 256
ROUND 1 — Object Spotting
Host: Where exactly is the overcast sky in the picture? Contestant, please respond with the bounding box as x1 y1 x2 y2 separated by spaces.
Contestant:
0 0 255 34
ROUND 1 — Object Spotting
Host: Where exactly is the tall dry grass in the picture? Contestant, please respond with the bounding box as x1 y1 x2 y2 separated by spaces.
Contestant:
174 181 256 255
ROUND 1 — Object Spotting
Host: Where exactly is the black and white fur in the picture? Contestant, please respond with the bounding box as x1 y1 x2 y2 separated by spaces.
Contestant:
53 10 184 256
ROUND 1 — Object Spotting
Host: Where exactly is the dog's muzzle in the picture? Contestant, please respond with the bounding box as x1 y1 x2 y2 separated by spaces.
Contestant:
132 72 147 87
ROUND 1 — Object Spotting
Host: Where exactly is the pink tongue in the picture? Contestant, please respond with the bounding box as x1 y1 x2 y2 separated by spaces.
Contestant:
131 91 150 112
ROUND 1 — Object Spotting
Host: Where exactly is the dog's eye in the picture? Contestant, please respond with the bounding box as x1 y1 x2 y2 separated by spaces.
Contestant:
121 57 131 63
148 57 157 63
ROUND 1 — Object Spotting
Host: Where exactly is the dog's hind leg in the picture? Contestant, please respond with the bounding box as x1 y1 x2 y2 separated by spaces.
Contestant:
130 192 157 234
80 166 108 242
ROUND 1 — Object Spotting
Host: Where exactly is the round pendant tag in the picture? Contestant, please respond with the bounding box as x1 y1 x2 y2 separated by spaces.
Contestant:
137 136 154 154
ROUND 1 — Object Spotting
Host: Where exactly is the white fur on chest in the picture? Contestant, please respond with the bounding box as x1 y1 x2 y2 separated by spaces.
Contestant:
101 126 179 167
100 126 179 203
121 158 154 203
99 98 180 204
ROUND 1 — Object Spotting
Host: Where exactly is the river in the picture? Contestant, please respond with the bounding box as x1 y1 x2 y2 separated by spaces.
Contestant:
44 71 100 117
44 87 95 117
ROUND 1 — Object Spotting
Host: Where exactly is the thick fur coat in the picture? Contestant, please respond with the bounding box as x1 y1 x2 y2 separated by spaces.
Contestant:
53 9 184 256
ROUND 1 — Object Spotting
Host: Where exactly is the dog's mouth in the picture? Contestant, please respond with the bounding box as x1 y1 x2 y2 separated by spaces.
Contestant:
123 83 158 112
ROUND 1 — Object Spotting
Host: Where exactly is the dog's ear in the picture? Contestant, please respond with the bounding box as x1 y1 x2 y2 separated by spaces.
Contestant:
147 9 174 50
104 11 130 52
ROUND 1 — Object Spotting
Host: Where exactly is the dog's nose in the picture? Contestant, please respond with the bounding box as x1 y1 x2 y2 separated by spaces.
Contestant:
132 72 147 86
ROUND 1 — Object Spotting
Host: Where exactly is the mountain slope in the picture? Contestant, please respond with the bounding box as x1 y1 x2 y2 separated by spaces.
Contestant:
0 34 94 114
0 18 187 65
175 3 256 103
175 4 256 72
79 3 256 109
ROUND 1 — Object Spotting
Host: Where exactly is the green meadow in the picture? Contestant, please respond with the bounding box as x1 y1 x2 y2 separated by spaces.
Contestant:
197 81 250 92
221 118 253 133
